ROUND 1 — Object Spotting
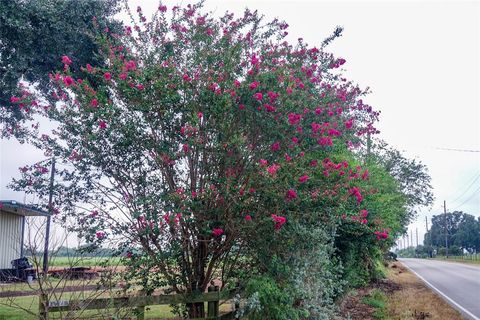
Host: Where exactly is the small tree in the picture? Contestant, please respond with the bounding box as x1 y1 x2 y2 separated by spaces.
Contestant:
11 3 382 317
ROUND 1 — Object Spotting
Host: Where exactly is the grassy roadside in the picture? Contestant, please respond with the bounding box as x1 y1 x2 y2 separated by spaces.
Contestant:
432 256 480 266
385 261 463 319
340 261 463 320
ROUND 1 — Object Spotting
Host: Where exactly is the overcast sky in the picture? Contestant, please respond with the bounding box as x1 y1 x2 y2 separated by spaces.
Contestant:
1 0 479 246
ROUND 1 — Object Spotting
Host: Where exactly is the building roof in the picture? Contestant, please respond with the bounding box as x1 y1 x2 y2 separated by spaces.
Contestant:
0 200 49 217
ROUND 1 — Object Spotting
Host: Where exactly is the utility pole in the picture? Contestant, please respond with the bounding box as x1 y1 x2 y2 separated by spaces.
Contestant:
416 228 419 247
444 200 448 258
410 230 413 247
425 216 429 241
43 157 56 274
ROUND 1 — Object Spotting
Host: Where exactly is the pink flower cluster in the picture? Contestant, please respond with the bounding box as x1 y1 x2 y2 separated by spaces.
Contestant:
271 214 286 230
374 229 389 240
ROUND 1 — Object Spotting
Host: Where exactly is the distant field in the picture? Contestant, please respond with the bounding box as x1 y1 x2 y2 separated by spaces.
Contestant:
48 256 123 267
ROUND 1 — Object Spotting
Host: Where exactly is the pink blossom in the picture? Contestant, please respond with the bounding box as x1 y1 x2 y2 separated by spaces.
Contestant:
245 215 252 221
62 55 72 65
271 214 286 230
136 84 145 90
10 96 20 103
317 136 333 146
311 122 321 133
90 99 98 107
90 210 98 217
264 104 276 112
291 137 299 144
259 159 268 167
119 73 127 80
362 169 369 180
361 219 368 225
239 104 245 110
104 72 112 81
197 112 203 119
98 120 107 129
310 160 318 167
212 228 224 237
267 91 279 101
286 189 298 201
267 164 280 176
288 113 301 125
253 92 263 101
345 119 353 129
249 81 259 90
298 175 309 183
183 73 192 82
271 141 280 151
360 210 368 218
63 76 74 86
285 153 292 162
124 60 136 71
328 128 341 137
95 231 105 239
159 5 167 12
196 16 206 25
182 144 189 153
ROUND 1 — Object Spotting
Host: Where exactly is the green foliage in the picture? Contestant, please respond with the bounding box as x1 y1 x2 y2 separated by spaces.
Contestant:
425 211 480 253
5 2 435 318
0 0 121 138
245 275 301 320
362 289 387 319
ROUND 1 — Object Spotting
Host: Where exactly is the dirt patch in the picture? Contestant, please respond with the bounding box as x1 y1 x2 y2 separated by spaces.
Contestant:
339 277 400 320
339 288 376 320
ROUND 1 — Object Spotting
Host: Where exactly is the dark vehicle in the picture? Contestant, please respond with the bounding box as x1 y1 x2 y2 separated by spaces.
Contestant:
0 257 36 282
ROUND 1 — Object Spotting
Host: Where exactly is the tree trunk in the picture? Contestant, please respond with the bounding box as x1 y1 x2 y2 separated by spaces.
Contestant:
187 301 205 319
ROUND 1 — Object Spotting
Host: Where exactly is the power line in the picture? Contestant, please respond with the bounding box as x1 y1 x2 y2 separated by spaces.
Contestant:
452 185 480 211
448 171 480 204
435 147 480 153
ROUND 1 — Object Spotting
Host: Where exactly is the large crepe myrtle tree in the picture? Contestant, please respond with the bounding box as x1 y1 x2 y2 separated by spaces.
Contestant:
11 2 384 317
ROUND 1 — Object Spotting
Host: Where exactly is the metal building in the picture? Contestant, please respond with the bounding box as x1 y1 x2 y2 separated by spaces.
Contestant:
0 200 49 269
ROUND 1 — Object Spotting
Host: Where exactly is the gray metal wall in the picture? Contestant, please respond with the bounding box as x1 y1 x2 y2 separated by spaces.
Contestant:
0 212 23 269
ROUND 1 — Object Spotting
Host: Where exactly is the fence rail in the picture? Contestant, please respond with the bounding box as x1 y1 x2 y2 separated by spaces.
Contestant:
39 286 239 320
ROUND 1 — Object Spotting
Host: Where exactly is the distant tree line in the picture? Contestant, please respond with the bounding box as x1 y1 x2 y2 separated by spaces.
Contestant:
425 211 480 254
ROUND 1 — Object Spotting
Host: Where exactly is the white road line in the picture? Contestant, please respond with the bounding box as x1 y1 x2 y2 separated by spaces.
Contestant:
401 261 480 320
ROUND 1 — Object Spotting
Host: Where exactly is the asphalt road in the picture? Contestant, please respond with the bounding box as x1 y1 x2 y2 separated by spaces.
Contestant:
399 258 480 320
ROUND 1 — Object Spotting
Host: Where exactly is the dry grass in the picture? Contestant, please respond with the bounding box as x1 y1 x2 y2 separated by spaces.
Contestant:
385 262 463 320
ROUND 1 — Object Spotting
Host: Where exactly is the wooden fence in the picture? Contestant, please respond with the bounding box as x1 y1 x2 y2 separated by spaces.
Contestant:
39 286 240 320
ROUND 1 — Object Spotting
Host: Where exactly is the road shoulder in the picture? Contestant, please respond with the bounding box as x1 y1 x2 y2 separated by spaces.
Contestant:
339 261 464 320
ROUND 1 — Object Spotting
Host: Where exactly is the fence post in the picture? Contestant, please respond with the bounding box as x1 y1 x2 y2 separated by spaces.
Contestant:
207 285 219 318
136 305 145 320
38 293 48 320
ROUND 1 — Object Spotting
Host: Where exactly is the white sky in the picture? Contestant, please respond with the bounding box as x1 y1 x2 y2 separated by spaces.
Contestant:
1 0 479 246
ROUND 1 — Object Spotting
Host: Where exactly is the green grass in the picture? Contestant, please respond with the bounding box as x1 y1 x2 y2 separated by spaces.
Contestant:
0 292 233 319
362 289 388 319
433 255 480 265
48 256 123 267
